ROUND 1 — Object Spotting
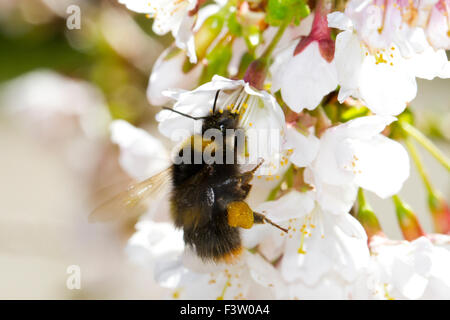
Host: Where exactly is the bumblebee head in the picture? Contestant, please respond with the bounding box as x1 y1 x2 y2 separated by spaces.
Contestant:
202 110 239 135
162 90 240 136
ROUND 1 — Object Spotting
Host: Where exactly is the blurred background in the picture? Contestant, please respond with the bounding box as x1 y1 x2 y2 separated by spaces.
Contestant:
0 0 448 299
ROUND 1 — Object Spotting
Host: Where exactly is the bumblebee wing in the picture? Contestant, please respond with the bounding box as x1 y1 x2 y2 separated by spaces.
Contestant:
89 167 172 222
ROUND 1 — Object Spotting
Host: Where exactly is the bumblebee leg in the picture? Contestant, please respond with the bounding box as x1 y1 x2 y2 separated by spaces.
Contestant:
240 159 265 184
227 201 254 229
253 212 288 233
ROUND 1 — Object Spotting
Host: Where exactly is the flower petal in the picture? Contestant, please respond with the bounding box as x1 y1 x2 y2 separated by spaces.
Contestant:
147 48 202 106
285 127 320 167
110 120 170 180
256 191 315 222
352 134 410 198
274 42 338 112
327 12 354 31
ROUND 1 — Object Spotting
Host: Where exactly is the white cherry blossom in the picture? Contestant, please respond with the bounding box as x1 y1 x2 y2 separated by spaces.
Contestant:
344 0 450 52
118 0 222 63
156 75 287 175
271 10 338 112
328 11 450 116
118 0 197 35
370 235 450 300
147 47 203 106
286 115 410 214
127 218 287 299
252 190 371 299
271 41 338 112
93 0 450 301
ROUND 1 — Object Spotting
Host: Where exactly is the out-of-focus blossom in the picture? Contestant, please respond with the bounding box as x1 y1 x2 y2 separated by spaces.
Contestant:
146 4 227 105
328 11 450 116
287 115 410 214
156 75 286 175
370 235 450 299
147 48 203 106
100 6 164 73
118 0 197 36
0 70 111 174
119 0 197 62
427 0 450 50
110 120 170 180
0 70 109 139
118 0 224 63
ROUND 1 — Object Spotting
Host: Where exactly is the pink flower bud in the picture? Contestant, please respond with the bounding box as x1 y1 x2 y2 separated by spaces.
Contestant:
243 59 267 90
429 192 450 234
393 195 426 241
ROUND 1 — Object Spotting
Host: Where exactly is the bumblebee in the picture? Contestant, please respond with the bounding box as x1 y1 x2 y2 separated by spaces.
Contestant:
91 91 287 263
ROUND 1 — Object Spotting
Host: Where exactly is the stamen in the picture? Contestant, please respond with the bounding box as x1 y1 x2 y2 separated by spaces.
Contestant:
216 273 232 300
383 284 395 300
298 231 307 254
172 289 181 299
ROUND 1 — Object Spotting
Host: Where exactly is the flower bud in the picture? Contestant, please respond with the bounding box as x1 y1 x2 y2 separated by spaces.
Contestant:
194 14 225 61
182 14 225 73
428 191 450 234
199 34 234 84
357 189 384 240
243 58 268 90
393 195 426 241
357 204 384 240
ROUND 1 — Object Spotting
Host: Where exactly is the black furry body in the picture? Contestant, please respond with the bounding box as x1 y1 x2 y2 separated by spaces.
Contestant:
170 111 252 261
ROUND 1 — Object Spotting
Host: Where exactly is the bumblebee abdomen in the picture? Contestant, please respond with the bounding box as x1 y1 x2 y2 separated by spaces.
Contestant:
170 160 245 261
182 212 242 262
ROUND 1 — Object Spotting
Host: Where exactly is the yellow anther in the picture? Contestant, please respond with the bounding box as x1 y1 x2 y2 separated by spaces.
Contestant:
298 232 307 254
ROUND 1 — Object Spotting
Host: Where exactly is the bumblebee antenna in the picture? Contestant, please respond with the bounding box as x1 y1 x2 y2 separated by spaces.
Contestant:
161 107 207 120
212 90 220 113
162 90 220 119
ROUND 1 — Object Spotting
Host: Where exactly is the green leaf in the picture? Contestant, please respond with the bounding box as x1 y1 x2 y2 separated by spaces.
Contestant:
199 37 233 84
227 12 242 37
266 0 310 26
266 0 289 26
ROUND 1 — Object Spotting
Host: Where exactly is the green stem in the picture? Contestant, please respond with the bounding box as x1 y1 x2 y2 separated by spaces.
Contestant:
260 21 289 62
357 188 383 238
243 22 288 89
357 188 369 210
404 137 434 194
400 121 450 171
392 194 402 207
